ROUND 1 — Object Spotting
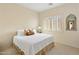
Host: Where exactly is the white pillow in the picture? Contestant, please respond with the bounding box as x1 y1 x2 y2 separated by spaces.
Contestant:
33 29 37 34
16 30 24 36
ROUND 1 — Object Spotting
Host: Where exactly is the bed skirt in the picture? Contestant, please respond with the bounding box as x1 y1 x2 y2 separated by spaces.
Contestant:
13 42 55 55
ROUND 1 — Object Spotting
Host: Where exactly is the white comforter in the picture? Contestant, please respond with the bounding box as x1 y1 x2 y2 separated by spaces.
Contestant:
13 33 54 55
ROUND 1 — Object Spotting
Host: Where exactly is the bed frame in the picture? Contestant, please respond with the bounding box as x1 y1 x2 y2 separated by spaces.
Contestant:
13 42 54 55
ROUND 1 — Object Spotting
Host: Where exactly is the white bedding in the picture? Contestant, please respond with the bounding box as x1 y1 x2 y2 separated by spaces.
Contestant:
13 33 54 55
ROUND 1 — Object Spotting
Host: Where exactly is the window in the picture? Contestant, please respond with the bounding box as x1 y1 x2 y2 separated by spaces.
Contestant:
43 16 61 32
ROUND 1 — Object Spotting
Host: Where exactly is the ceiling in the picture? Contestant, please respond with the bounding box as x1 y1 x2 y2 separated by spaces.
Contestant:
18 3 64 12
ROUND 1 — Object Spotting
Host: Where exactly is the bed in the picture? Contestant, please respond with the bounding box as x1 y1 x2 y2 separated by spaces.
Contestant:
13 33 54 55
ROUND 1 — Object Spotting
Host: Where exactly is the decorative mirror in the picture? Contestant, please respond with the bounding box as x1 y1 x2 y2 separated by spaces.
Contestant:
66 14 77 31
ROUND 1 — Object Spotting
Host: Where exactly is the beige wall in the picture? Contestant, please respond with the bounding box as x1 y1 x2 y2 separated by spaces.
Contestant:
40 3 79 48
0 4 39 50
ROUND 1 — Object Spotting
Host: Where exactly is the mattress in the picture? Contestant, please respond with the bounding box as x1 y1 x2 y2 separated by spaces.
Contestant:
13 33 54 55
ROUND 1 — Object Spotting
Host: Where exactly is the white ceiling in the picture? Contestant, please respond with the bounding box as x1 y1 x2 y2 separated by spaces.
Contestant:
18 3 64 12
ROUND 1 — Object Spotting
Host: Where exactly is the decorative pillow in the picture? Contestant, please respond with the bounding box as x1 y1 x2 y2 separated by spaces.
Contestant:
24 29 34 36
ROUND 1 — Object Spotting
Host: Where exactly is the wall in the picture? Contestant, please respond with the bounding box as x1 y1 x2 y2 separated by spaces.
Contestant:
40 3 79 48
0 4 39 51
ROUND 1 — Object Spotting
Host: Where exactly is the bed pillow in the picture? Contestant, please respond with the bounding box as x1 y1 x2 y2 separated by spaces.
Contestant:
16 30 25 36
33 29 37 34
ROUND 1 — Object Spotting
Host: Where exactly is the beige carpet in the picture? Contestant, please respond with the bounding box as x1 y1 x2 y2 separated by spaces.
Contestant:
0 47 17 55
47 43 79 55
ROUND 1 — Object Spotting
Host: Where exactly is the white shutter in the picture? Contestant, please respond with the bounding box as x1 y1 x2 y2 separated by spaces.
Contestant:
43 16 60 32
